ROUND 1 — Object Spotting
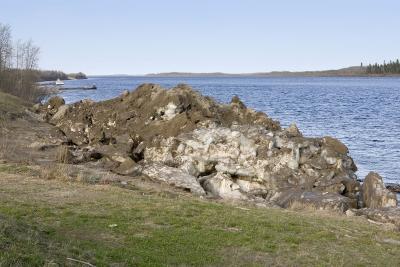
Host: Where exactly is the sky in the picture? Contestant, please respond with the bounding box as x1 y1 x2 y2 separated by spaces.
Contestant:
1 0 400 75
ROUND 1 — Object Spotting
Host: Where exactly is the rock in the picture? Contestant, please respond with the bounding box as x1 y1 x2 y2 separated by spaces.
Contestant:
144 121 359 204
158 102 178 120
202 172 248 200
353 207 400 229
235 179 268 195
230 95 246 109
345 209 356 217
52 83 281 149
285 123 302 137
41 83 363 211
47 96 65 110
386 183 400 193
121 90 129 97
143 163 205 195
32 103 41 112
95 145 130 163
81 99 95 105
274 190 356 213
114 157 142 176
362 172 398 208
323 136 349 155
28 141 46 149
50 105 70 122
287 144 300 170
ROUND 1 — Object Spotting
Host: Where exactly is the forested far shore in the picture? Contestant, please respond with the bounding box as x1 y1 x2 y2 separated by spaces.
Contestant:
36 70 87 82
365 59 400 75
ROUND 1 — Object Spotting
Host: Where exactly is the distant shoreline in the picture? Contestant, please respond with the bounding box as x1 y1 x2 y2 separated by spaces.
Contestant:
90 73 400 78
89 66 400 78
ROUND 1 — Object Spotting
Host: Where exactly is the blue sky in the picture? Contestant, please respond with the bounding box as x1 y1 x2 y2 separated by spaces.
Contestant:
1 0 399 74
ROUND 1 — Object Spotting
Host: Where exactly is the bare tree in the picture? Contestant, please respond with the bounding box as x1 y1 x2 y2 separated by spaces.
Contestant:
23 40 40 70
0 23 12 89
0 23 12 69
0 22 43 101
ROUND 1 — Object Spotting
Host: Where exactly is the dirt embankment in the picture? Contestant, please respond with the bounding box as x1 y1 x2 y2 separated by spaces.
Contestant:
53 83 280 146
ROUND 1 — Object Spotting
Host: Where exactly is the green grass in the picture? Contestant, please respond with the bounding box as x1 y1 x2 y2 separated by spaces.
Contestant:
1 170 400 266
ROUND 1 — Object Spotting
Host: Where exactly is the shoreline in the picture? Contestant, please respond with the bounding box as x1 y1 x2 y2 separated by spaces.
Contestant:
89 74 400 78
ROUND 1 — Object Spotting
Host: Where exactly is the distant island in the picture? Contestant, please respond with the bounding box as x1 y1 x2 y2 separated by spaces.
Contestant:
145 60 400 77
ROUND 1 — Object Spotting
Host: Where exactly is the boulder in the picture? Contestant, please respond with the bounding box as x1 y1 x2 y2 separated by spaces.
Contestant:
352 207 400 228
114 158 142 176
50 104 70 123
362 172 398 208
95 145 130 163
386 183 400 193
47 96 65 110
274 190 356 213
32 103 41 112
145 122 359 200
323 136 349 155
285 123 302 137
201 172 248 200
230 95 246 109
143 163 205 195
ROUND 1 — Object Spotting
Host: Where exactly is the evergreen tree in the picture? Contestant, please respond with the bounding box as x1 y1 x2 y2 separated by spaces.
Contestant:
366 59 400 74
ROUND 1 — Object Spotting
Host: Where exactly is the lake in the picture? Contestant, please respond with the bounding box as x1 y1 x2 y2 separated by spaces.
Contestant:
59 76 400 184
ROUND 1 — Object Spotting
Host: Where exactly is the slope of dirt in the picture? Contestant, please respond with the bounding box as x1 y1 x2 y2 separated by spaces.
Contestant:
53 83 281 146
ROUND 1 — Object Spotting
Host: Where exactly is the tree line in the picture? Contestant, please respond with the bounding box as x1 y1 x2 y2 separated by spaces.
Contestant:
0 22 44 102
365 59 400 74
36 70 87 82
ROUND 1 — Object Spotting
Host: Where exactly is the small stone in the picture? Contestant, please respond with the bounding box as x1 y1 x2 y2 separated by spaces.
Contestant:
121 90 129 97
81 99 95 105
32 103 41 112
231 95 246 109
345 209 356 217
286 123 302 137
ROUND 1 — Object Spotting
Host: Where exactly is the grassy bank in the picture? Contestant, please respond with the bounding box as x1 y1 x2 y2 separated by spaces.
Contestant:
0 91 30 115
0 164 400 266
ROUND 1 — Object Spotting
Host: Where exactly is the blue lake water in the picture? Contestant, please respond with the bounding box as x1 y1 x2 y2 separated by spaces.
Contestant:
59 76 400 183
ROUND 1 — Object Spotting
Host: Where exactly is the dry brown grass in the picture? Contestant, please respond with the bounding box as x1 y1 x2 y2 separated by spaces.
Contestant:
40 163 71 181
55 145 71 164
288 200 318 211
0 121 15 159
39 146 74 181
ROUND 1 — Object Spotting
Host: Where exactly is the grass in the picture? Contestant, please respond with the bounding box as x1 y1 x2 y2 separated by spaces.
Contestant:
0 163 32 175
0 91 30 115
1 165 400 266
